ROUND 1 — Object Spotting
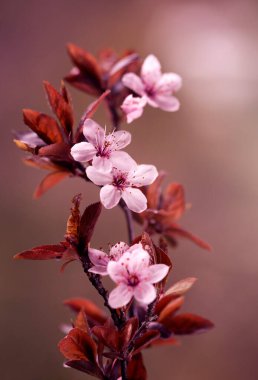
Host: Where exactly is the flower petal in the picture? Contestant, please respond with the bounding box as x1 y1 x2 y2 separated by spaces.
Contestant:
141 55 161 88
108 283 133 308
122 73 145 96
88 248 108 266
107 261 128 283
100 185 122 209
129 164 158 187
134 282 157 304
108 130 132 150
109 242 129 257
86 166 113 186
121 95 147 123
83 119 105 146
110 151 137 171
70 142 96 163
145 264 170 284
125 247 150 273
152 95 180 112
155 73 182 94
122 187 147 213
88 265 108 275
92 155 113 172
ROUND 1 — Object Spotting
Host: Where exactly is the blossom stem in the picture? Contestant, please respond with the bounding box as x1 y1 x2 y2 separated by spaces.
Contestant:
120 360 128 380
119 199 134 245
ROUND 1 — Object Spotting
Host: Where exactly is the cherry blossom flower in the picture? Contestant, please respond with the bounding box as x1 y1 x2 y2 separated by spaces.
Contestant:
71 119 134 172
121 54 182 123
107 243 169 308
88 241 130 275
86 163 158 213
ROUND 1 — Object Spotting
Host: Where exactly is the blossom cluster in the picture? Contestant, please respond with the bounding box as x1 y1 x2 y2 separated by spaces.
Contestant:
71 118 158 212
89 241 169 308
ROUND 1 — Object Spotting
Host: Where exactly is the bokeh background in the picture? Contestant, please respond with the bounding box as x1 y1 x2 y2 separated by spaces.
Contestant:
1 0 258 379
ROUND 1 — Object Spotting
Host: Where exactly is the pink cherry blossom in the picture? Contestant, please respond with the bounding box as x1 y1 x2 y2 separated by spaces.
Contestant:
86 162 158 213
70 119 134 172
88 241 129 275
121 54 182 123
107 243 169 308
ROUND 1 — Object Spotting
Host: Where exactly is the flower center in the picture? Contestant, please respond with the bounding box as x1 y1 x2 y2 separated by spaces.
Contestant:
127 274 140 287
113 172 128 190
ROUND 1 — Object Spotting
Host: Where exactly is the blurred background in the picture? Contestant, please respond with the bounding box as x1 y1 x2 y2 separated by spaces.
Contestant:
1 0 258 379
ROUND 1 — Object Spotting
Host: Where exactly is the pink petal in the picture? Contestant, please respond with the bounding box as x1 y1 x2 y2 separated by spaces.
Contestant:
108 283 133 308
83 119 105 146
141 54 161 88
86 166 113 186
100 185 122 209
107 261 128 283
121 95 147 123
92 155 113 172
144 264 169 284
126 248 150 273
109 130 132 150
155 73 182 94
110 151 137 171
122 73 145 96
122 187 147 213
129 164 158 187
152 94 180 112
70 142 96 163
88 248 108 266
109 242 129 257
88 265 108 275
133 282 157 304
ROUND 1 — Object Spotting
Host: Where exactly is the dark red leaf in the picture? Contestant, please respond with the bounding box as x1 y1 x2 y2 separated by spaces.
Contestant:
92 322 119 352
162 183 186 219
38 142 72 162
127 353 147 380
146 171 166 210
14 244 67 260
133 330 160 355
164 313 214 335
79 202 102 250
158 296 184 323
43 81 74 136
64 298 107 325
23 109 63 144
64 360 103 379
165 225 212 251
74 310 90 333
58 327 97 363
119 317 139 350
33 170 70 199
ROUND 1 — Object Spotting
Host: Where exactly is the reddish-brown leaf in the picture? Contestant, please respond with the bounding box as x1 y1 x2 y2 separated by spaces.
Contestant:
79 202 102 251
34 170 70 199
58 327 97 363
43 81 74 136
64 298 107 325
127 353 147 380
133 330 160 355
158 296 184 323
23 157 61 171
13 139 35 153
66 44 102 90
146 171 166 210
164 313 214 335
23 109 63 144
156 277 197 314
162 183 186 219
92 324 119 352
108 52 139 87
165 225 212 251
38 142 72 162
64 360 103 379
150 336 179 347
74 310 90 333
119 317 139 350
14 244 67 260
65 194 82 244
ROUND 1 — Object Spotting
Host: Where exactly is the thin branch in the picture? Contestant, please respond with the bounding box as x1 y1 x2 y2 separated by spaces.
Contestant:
119 199 134 244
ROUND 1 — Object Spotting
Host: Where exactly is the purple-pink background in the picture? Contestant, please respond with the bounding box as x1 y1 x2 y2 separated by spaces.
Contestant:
1 0 258 379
